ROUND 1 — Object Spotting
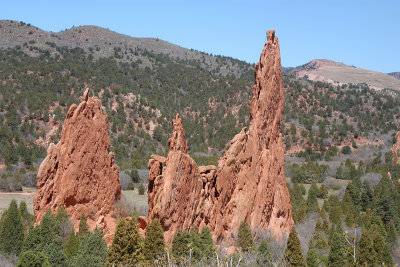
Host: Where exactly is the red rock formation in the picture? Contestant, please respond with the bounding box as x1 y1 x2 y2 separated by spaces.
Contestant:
148 30 293 245
392 131 400 164
34 88 121 242
147 114 203 243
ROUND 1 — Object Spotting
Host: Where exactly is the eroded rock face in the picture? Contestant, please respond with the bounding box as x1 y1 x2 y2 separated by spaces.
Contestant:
34 88 121 242
392 131 400 164
148 30 293 244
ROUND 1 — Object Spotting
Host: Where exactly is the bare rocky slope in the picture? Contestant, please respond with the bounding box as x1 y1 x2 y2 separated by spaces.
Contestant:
288 59 400 90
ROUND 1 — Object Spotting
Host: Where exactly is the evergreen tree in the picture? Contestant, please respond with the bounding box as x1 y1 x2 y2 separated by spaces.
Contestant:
357 227 378 266
296 201 307 223
19 201 33 233
237 220 254 252
64 228 80 260
44 236 68 267
370 224 392 266
292 182 304 208
283 227 306 267
55 206 68 223
106 218 144 266
130 168 139 183
0 199 24 256
307 182 319 212
306 247 318 267
320 208 330 234
70 229 107 267
256 239 273 266
328 205 342 226
38 209 59 247
17 250 51 267
22 226 43 253
21 208 68 266
360 181 374 211
387 219 398 245
317 184 328 199
171 230 192 258
77 213 89 239
328 228 348 267
199 227 215 260
189 227 203 261
138 183 145 195
143 219 165 261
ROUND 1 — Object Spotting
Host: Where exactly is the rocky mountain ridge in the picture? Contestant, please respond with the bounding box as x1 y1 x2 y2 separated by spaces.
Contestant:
288 59 400 90
0 20 251 77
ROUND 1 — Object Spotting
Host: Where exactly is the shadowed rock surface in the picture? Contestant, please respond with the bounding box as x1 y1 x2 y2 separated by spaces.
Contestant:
148 30 293 245
34 88 121 242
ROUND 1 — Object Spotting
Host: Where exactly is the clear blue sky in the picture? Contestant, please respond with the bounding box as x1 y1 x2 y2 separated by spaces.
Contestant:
1 0 399 72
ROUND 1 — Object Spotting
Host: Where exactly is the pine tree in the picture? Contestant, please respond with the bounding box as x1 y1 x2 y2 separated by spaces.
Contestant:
0 199 24 256
171 230 192 258
387 219 398 245
138 183 145 195
44 236 68 267
256 240 273 266
199 227 215 260
64 228 80 259
143 219 165 261
237 220 254 252
17 250 51 267
329 205 341 226
370 224 392 265
307 182 319 212
106 218 144 266
328 228 348 267
19 201 33 234
70 229 107 267
317 184 328 199
39 209 59 246
283 227 306 267
292 182 304 208
22 226 43 253
306 247 318 267
189 227 203 260
319 208 330 234
77 213 89 239
357 227 378 266
296 200 307 222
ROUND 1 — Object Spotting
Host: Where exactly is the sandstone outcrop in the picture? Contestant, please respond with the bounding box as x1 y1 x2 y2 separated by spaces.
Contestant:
34 88 121 242
148 30 293 244
392 131 400 164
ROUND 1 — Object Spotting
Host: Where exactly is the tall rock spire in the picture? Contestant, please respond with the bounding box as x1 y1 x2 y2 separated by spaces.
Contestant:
147 30 293 245
34 88 121 243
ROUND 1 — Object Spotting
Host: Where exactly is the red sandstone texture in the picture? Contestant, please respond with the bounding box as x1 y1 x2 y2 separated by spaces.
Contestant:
392 131 400 164
147 30 294 244
34 88 121 242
